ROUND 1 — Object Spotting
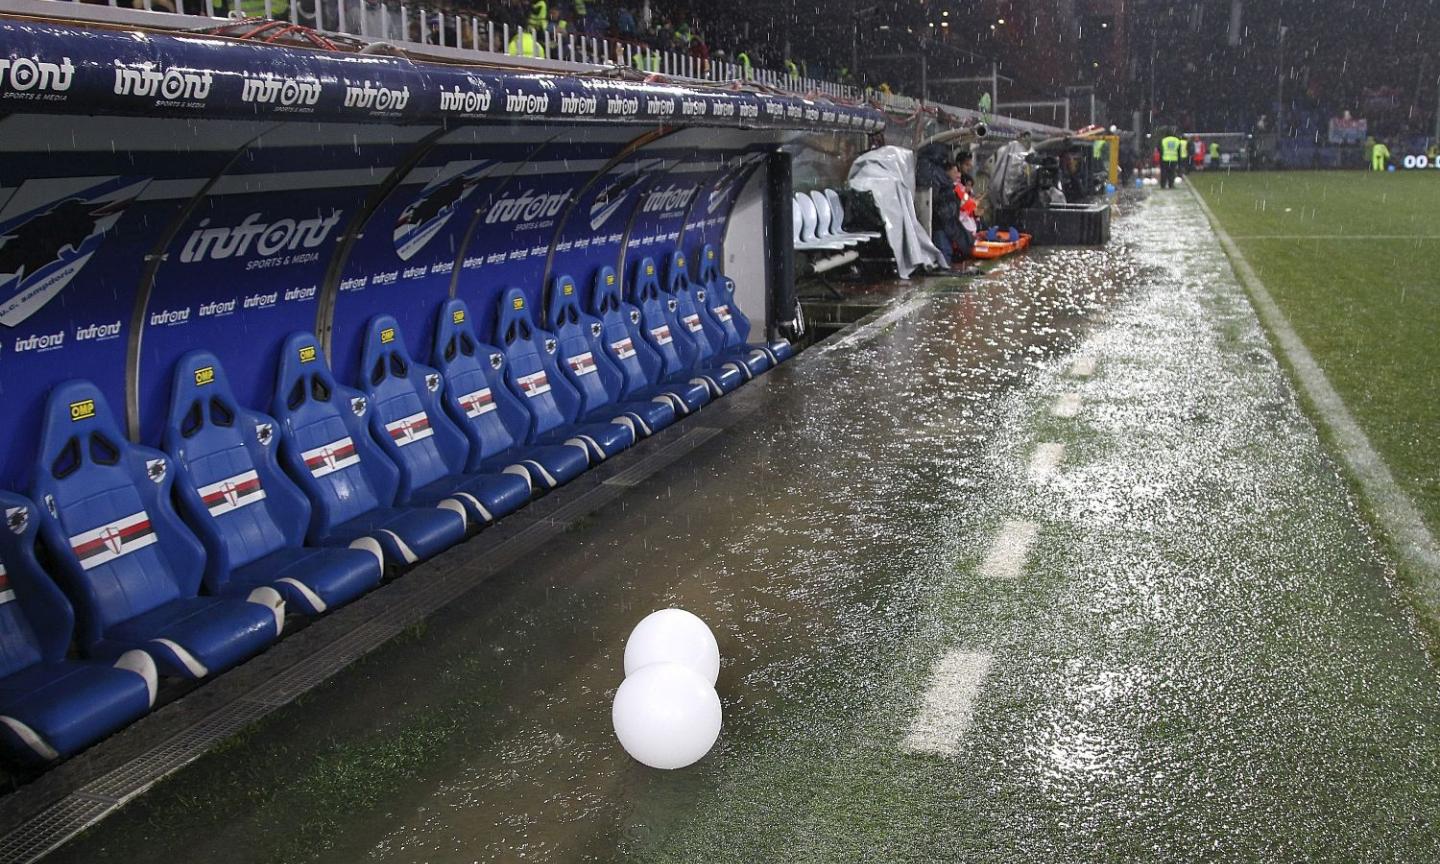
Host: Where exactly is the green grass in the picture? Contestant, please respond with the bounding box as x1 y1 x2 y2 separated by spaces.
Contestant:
1189 171 1440 544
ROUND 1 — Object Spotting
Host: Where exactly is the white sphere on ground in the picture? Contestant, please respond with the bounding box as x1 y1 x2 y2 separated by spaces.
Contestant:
612 662 723 770
624 608 720 684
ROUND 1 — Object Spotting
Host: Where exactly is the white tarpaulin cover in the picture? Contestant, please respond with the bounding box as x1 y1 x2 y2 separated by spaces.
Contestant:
846 146 943 279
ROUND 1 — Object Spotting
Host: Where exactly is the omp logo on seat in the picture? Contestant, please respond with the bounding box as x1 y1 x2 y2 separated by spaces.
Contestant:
298 345 317 363
69 399 95 421
512 297 525 310
69 510 157 570
380 327 396 344
197 469 265 517
458 387 495 417
516 370 551 398
452 309 466 324
194 366 215 386
301 437 360 478
384 411 433 446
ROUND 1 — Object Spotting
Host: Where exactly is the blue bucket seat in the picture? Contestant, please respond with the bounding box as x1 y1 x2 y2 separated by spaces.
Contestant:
661 249 746 396
164 351 381 616
31 382 282 680
590 266 711 416
546 274 677 439
270 332 466 570
0 490 155 766
627 257 719 410
359 316 530 528
697 243 794 364
432 300 591 494
494 288 635 463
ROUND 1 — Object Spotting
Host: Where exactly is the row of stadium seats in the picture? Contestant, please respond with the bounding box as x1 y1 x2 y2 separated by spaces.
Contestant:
0 246 790 768
792 189 879 252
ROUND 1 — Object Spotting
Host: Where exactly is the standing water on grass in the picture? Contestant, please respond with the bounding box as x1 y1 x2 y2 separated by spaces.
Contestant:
58 195 1440 864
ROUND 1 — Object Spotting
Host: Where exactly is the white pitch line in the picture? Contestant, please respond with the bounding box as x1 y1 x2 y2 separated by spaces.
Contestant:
978 519 1039 580
1190 185 1440 608
1028 442 1065 480
1068 356 1097 378
901 649 994 756
1051 392 1082 418
1228 234 1440 241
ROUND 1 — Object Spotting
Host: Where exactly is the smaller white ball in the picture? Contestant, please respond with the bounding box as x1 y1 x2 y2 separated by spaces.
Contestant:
612 662 723 769
624 608 720 685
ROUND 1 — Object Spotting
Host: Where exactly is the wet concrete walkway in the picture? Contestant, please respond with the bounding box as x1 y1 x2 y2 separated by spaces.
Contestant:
54 192 1440 863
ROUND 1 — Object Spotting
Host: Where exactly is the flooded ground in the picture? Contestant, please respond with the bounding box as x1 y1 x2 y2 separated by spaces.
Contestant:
54 191 1440 863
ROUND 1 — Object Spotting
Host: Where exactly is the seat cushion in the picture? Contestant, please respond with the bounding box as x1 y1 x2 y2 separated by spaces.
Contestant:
762 340 794 364
228 546 381 616
319 506 465 569
612 397 678 438
658 376 713 413
0 661 152 764
100 596 279 679
720 347 773 378
693 361 747 397
411 472 531 527
538 420 635 462
477 444 589 491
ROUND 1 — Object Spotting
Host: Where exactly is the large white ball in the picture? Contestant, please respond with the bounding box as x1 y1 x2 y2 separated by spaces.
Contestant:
612 662 722 769
623 608 720 684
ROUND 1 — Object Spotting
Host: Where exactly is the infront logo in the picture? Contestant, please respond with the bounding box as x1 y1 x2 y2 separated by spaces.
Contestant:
0 55 75 93
69 399 95 421
180 211 344 263
343 81 410 112
240 72 322 108
485 190 569 224
642 185 697 214
112 61 213 102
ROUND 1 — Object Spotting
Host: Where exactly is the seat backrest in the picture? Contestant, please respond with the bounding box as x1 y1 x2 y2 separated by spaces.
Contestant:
809 190 838 239
30 381 205 649
432 300 536 471
591 266 669 398
663 249 725 362
795 193 821 243
360 315 471 504
494 287 583 439
547 274 628 415
628 256 698 377
824 188 851 234
164 351 310 592
697 243 755 348
270 332 400 542
0 490 73 677
791 197 805 245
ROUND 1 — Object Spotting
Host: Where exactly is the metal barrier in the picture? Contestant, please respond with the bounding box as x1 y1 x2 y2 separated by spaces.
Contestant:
7 0 861 101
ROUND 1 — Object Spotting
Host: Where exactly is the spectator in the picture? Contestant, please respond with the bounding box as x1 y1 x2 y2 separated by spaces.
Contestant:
616 5 637 37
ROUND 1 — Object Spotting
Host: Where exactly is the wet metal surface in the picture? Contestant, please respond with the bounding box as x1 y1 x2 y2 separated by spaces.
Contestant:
55 193 1440 863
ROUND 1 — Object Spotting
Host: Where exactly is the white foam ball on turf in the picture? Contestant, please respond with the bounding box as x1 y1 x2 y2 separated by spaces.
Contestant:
623 608 720 685
612 662 722 770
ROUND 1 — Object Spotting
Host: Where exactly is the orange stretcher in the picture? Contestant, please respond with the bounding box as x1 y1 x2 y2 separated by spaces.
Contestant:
970 227 1032 260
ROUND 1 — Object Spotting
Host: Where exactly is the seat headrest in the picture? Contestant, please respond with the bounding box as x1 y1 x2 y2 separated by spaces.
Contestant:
360 314 421 390
631 257 661 304
38 380 130 480
700 244 721 284
274 331 345 420
496 287 538 347
664 250 691 295
592 266 623 315
167 350 247 447
548 274 583 328
435 299 507 373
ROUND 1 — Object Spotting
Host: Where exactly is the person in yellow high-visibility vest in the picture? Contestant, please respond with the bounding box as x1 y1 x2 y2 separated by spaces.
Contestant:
212 0 288 19
1159 133 1182 189
507 28 545 58
736 51 753 80
1178 135 1190 174
1371 140 1391 171
527 0 547 32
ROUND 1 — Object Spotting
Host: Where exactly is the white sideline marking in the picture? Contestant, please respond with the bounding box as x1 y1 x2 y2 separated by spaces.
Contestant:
1068 356 1097 378
902 649 994 756
816 293 931 355
1229 234 1440 241
1028 442 1065 480
978 520 1038 580
1191 185 1440 607
1050 392 1082 418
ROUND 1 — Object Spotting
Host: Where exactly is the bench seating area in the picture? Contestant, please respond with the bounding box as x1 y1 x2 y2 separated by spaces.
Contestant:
0 246 789 769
